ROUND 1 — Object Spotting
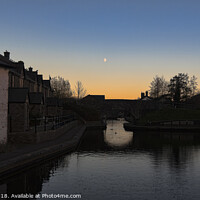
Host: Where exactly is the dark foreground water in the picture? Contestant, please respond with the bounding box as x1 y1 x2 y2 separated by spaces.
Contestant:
1 119 200 200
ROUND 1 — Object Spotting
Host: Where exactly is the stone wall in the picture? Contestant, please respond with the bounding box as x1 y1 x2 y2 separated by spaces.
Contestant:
9 103 29 132
36 120 79 143
0 68 9 143
30 104 44 118
8 120 80 144
46 106 58 116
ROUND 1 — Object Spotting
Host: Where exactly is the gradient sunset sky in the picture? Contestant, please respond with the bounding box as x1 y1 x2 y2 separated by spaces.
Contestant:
1 0 200 99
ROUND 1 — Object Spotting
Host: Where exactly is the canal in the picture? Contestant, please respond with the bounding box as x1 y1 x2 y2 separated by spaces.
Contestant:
1 119 200 200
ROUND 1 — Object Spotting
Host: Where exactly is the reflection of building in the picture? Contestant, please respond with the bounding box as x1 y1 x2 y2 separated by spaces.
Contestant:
0 51 60 142
1 156 68 197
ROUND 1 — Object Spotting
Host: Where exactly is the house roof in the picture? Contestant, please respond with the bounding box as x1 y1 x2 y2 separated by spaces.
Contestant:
0 53 25 77
0 54 14 65
8 88 29 103
0 63 14 70
141 96 153 101
29 92 44 104
82 95 105 101
25 70 38 82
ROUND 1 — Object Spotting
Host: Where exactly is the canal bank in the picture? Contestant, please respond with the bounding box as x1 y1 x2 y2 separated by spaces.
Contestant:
0 122 86 179
1 119 200 200
124 122 200 135
0 119 107 179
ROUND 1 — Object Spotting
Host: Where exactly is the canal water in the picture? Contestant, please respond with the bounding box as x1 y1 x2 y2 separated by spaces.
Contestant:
1 119 200 200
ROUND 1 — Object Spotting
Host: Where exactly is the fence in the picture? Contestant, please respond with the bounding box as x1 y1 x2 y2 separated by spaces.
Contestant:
147 120 200 127
30 114 76 133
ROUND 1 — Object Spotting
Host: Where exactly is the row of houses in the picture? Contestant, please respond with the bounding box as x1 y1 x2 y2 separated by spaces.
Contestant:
0 51 63 143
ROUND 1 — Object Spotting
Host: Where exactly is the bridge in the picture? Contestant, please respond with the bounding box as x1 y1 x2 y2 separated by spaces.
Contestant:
81 95 166 120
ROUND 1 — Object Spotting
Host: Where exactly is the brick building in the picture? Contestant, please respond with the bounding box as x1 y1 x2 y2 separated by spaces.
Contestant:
0 63 13 143
8 88 29 132
29 92 45 118
0 51 58 139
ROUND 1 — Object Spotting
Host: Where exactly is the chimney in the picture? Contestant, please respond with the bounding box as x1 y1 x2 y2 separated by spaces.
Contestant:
18 61 24 67
146 91 148 97
29 67 33 72
141 92 144 99
4 51 10 60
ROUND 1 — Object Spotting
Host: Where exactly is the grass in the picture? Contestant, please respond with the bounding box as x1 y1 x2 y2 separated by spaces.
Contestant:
138 108 200 125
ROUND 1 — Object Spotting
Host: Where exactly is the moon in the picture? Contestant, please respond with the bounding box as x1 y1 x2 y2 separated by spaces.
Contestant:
104 58 107 62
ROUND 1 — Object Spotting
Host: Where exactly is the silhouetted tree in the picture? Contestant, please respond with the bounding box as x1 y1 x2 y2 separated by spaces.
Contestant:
51 76 72 98
75 81 87 99
190 75 198 96
168 73 192 103
150 75 168 98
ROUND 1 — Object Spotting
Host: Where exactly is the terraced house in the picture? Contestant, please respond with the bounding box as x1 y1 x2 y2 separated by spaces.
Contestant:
0 51 57 143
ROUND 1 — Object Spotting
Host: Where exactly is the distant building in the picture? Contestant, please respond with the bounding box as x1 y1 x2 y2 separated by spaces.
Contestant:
140 91 152 101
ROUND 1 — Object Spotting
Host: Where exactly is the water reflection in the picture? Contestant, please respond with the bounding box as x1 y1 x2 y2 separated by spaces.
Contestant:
104 119 133 149
1 119 200 200
0 155 69 199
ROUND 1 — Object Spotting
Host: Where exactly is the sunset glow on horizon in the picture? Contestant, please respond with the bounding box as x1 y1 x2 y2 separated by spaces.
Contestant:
1 0 200 99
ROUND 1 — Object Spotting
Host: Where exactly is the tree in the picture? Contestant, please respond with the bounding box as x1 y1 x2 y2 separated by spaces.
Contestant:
190 75 198 96
51 76 72 98
75 81 87 99
149 75 168 98
168 73 191 103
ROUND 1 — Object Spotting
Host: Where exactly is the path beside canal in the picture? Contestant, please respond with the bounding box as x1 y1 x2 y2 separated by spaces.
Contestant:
0 123 86 179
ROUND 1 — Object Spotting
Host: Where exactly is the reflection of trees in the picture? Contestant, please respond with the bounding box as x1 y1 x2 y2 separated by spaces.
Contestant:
3 155 69 198
78 127 200 172
132 133 200 170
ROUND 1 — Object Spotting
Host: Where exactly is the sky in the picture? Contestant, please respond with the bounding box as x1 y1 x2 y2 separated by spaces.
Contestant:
1 0 200 99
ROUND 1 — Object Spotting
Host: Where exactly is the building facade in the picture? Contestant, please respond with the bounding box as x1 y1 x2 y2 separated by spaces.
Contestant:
0 51 57 141
0 64 11 143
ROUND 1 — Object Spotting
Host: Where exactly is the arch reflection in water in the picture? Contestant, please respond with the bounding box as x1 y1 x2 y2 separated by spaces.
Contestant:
78 119 133 152
104 119 133 149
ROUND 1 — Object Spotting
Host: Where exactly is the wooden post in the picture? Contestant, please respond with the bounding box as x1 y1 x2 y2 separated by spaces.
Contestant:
53 116 55 130
44 116 47 131
35 118 37 133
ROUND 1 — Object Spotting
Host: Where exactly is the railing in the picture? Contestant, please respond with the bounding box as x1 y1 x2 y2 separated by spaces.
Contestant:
30 114 76 133
147 120 200 127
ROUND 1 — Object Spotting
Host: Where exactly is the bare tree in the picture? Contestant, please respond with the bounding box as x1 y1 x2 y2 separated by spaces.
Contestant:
149 75 168 98
51 76 72 98
190 75 198 96
75 81 87 99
